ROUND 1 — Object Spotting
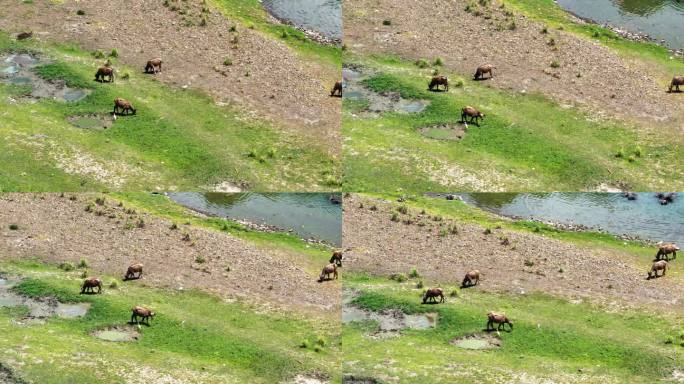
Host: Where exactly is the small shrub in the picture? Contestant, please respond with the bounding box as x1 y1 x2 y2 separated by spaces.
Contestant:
77 259 89 268
397 206 408 214
136 219 145 228
409 268 420 278
483 228 492 235
313 345 322 353
665 336 674 344
59 262 75 271
415 59 429 68
634 146 642 157
281 30 289 39
449 288 459 297
109 48 118 58
615 148 625 158
199 16 208 26
76 9 85 15
316 336 327 346
391 213 399 222
541 26 548 34
92 50 105 59
8 224 19 230
85 204 94 212
195 255 206 264
80 270 88 278
454 78 464 87
370 205 378 211
449 225 458 235
109 280 119 289
182 233 191 242
389 273 407 282
415 280 424 289
266 148 276 158
299 339 310 348
550 60 560 68
433 57 443 66
627 155 636 163
229 25 237 32
121 71 130 80
508 21 517 30
95 197 106 206
524 259 535 267
382 19 392 26
170 223 178 230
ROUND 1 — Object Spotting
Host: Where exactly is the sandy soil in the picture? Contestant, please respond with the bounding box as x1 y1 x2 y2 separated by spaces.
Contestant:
344 0 684 132
0 193 340 316
0 0 340 153
343 194 684 309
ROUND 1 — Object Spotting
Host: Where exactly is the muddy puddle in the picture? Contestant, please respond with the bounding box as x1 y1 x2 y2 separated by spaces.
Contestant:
419 123 467 141
0 275 90 320
0 53 90 102
342 66 430 115
67 114 114 130
450 333 501 350
92 326 140 342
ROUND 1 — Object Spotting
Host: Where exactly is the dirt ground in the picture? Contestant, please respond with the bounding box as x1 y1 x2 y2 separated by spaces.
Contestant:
344 0 684 133
0 0 340 153
0 193 340 316
343 194 684 309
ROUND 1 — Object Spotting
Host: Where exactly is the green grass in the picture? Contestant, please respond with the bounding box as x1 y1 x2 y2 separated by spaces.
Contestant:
343 275 684 383
343 56 683 192
0 32 337 191
0 260 340 383
209 0 341 67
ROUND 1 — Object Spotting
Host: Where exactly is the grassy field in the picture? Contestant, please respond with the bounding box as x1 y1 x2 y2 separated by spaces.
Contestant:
343 274 684 384
342 54 684 192
0 33 339 191
0 259 341 384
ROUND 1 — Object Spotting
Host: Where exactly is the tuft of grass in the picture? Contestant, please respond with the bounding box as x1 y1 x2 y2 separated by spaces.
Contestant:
59 262 74 271
408 268 420 278
77 259 89 269
8 224 19 230
109 48 118 58
382 19 392 26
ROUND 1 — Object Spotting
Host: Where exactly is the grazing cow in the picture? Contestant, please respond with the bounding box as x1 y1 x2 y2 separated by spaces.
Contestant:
17 31 33 40
461 106 485 126
113 98 136 115
668 76 684 93
319 263 338 282
331 81 343 97
461 270 480 288
124 263 144 280
95 66 115 83
145 58 163 74
648 260 668 279
474 64 495 80
486 312 513 331
81 277 103 294
329 251 343 267
422 288 445 304
428 75 449 92
656 243 679 261
131 306 155 325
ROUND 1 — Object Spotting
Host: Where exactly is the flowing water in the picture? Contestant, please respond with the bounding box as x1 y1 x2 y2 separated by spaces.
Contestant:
262 0 342 41
168 192 342 246
453 193 684 244
557 0 684 49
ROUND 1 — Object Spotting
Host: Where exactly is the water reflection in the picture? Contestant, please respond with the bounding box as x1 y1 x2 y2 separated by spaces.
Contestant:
453 193 684 244
168 192 342 246
557 0 684 48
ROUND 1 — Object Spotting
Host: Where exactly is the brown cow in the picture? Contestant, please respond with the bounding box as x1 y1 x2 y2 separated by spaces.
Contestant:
461 270 480 288
124 263 144 280
130 306 155 325
668 76 684 93
656 243 678 261
474 64 495 80
95 66 115 83
648 260 668 279
461 106 485 126
486 312 513 331
319 263 338 282
113 98 136 115
331 81 343 97
145 58 163 74
422 287 445 304
17 32 33 40
428 76 449 92
81 277 103 294
329 251 343 267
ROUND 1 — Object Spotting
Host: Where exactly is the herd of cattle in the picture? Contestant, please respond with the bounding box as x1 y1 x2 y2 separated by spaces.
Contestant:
79 263 154 325
331 63 683 127
93 58 163 116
